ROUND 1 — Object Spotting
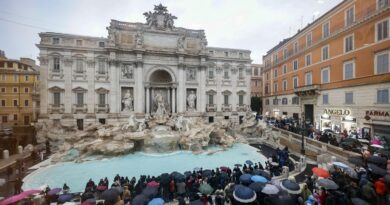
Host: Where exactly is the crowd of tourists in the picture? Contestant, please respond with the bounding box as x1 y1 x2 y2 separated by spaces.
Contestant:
1 143 390 205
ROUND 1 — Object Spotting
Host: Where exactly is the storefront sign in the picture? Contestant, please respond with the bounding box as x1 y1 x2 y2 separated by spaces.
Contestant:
323 108 351 116
366 110 390 117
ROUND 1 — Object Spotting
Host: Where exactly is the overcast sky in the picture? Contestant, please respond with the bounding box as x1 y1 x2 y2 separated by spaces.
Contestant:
0 0 342 64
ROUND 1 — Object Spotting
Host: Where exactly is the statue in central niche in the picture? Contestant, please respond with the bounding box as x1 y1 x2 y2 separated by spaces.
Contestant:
154 90 167 117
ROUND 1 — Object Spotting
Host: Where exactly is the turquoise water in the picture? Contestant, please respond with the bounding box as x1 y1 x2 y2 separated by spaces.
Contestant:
23 143 266 192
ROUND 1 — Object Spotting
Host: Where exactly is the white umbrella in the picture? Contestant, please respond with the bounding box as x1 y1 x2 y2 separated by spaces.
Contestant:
370 144 384 149
261 184 279 195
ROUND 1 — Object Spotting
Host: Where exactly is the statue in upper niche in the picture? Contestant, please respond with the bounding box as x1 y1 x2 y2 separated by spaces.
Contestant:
143 4 177 30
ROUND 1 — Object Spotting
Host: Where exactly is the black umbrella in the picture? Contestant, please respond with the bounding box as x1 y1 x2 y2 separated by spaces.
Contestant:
160 173 170 185
189 199 203 205
348 156 365 166
184 171 192 177
81 192 95 202
132 194 149 205
351 198 370 205
379 149 390 158
384 174 390 184
317 179 339 190
249 182 266 192
367 156 387 165
275 195 295 205
101 188 120 203
202 169 213 177
142 186 158 199
368 163 387 176
171 172 185 181
234 164 242 167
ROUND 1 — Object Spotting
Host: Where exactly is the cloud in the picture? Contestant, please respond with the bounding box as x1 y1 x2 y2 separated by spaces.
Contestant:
0 0 343 63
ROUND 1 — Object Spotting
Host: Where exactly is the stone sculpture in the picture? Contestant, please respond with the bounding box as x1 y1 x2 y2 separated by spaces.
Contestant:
187 90 196 111
154 91 167 117
135 31 143 47
143 4 177 30
121 90 133 112
122 65 133 79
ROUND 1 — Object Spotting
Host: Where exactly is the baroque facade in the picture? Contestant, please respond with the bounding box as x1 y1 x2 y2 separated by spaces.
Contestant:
261 0 389 138
37 4 252 128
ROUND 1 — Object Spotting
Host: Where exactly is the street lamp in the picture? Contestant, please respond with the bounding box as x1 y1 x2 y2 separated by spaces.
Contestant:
301 112 306 155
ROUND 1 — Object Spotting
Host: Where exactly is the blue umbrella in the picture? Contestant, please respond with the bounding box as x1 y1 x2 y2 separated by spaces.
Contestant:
280 180 301 194
48 188 62 196
332 162 349 169
132 194 149 205
142 187 158 199
253 169 271 180
251 175 268 183
58 194 73 203
148 198 164 205
239 174 252 184
233 185 257 203
245 160 253 165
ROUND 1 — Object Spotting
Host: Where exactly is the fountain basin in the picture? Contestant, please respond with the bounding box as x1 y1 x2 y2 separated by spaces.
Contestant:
23 143 266 192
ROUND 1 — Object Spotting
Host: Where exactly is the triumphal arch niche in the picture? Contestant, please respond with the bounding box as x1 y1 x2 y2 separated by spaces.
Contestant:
38 4 252 126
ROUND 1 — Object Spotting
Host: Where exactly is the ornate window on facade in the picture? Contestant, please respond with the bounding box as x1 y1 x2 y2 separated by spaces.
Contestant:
98 59 106 74
238 67 244 79
76 59 84 73
53 57 60 72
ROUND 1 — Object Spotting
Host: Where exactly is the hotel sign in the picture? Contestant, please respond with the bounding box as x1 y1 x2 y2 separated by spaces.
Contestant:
324 108 351 116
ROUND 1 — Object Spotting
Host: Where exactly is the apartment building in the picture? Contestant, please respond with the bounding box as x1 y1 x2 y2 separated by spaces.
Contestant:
251 64 263 97
262 0 389 139
0 51 40 128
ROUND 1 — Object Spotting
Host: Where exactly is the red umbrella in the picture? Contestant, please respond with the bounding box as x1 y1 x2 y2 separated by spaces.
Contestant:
220 166 229 172
312 167 330 178
147 181 160 188
0 190 40 205
97 185 107 191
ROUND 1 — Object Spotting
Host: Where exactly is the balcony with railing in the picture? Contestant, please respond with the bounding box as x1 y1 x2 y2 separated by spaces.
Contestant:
72 104 88 113
48 104 64 114
206 104 217 112
95 70 109 81
95 104 110 113
294 84 320 96
73 69 87 80
49 68 64 79
221 104 232 112
237 104 249 112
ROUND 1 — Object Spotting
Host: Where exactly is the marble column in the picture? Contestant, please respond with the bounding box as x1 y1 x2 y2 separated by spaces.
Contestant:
146 87 150 113
134 62 144 113
199 66 206 112
64 55 72 113
168 88 171 112
177 66 185 113
109 60 118 113
172 88 176 113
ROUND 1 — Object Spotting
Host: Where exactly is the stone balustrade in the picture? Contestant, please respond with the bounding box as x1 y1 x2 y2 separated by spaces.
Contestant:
95 104 110 113
72 104 88 113
48 104 65 114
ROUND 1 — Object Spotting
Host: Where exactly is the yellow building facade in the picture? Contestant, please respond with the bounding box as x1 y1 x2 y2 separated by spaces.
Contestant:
0 51 40 128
